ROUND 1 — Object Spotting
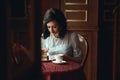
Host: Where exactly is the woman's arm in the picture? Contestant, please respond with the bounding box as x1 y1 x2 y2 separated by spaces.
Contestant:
69 32 82 63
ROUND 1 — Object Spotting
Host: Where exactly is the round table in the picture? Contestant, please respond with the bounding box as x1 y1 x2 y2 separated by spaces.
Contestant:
41 61 82 80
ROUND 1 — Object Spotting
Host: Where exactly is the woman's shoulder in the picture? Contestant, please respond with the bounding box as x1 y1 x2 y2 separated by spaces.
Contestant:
67 30 78 36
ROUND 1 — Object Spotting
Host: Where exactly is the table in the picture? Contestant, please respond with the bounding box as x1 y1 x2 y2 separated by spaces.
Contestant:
41 61 83 80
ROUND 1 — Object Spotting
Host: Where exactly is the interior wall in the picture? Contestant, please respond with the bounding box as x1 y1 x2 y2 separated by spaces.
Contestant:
0 0 8 80
98 0 119 80
116 9 120 80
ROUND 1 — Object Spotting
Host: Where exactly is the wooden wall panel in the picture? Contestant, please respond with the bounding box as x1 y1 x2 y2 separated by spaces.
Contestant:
61 0 98 28
98 0 118 80
41 0 60 20
61 0 98 80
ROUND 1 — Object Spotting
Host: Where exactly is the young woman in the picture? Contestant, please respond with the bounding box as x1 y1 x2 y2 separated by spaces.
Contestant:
41 8 82 62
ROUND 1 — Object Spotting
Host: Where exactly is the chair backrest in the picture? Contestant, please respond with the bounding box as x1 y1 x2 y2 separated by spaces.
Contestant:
77 34 89 68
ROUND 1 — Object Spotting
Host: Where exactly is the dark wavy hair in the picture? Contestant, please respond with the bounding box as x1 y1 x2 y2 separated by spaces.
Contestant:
42 8 67 39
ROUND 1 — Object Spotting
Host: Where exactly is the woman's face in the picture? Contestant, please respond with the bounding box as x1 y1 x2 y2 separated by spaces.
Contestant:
47 20 59 35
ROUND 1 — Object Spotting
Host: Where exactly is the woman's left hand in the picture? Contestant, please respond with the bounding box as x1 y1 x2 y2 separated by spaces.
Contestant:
41 48 49 54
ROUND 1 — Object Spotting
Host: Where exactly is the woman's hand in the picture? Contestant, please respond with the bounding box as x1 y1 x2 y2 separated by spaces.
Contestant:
41 48 49 54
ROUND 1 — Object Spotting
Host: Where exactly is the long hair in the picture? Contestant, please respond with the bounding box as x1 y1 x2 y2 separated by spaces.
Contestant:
42 8 67 39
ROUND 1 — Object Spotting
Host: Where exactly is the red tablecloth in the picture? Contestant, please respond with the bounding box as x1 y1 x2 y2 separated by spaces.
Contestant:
41 61 82 80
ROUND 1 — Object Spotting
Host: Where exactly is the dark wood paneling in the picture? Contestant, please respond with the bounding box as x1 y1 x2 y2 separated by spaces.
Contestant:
41 0 60 20
61 0 98 80
98 0 118 80
61 0 98 28
113 2 120 80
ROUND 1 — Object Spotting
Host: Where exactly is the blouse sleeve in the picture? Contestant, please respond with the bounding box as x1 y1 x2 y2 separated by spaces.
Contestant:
41 37 46 49
70 32 82 58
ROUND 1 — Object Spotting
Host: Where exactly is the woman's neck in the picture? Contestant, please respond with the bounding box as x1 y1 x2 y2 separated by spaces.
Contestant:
54 33 59 38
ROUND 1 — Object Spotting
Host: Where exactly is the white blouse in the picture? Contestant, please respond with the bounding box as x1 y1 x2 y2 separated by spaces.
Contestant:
41 31 82 58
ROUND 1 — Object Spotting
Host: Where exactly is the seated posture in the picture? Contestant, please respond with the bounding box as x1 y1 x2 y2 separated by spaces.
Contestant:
41 8 82 62
12 8 82 63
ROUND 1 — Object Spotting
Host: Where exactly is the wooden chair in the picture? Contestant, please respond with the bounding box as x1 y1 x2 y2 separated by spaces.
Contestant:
77 34 89 68
9 45 34 80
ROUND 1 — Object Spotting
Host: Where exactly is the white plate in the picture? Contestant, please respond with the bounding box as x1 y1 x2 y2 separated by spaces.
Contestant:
52 60 67 64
